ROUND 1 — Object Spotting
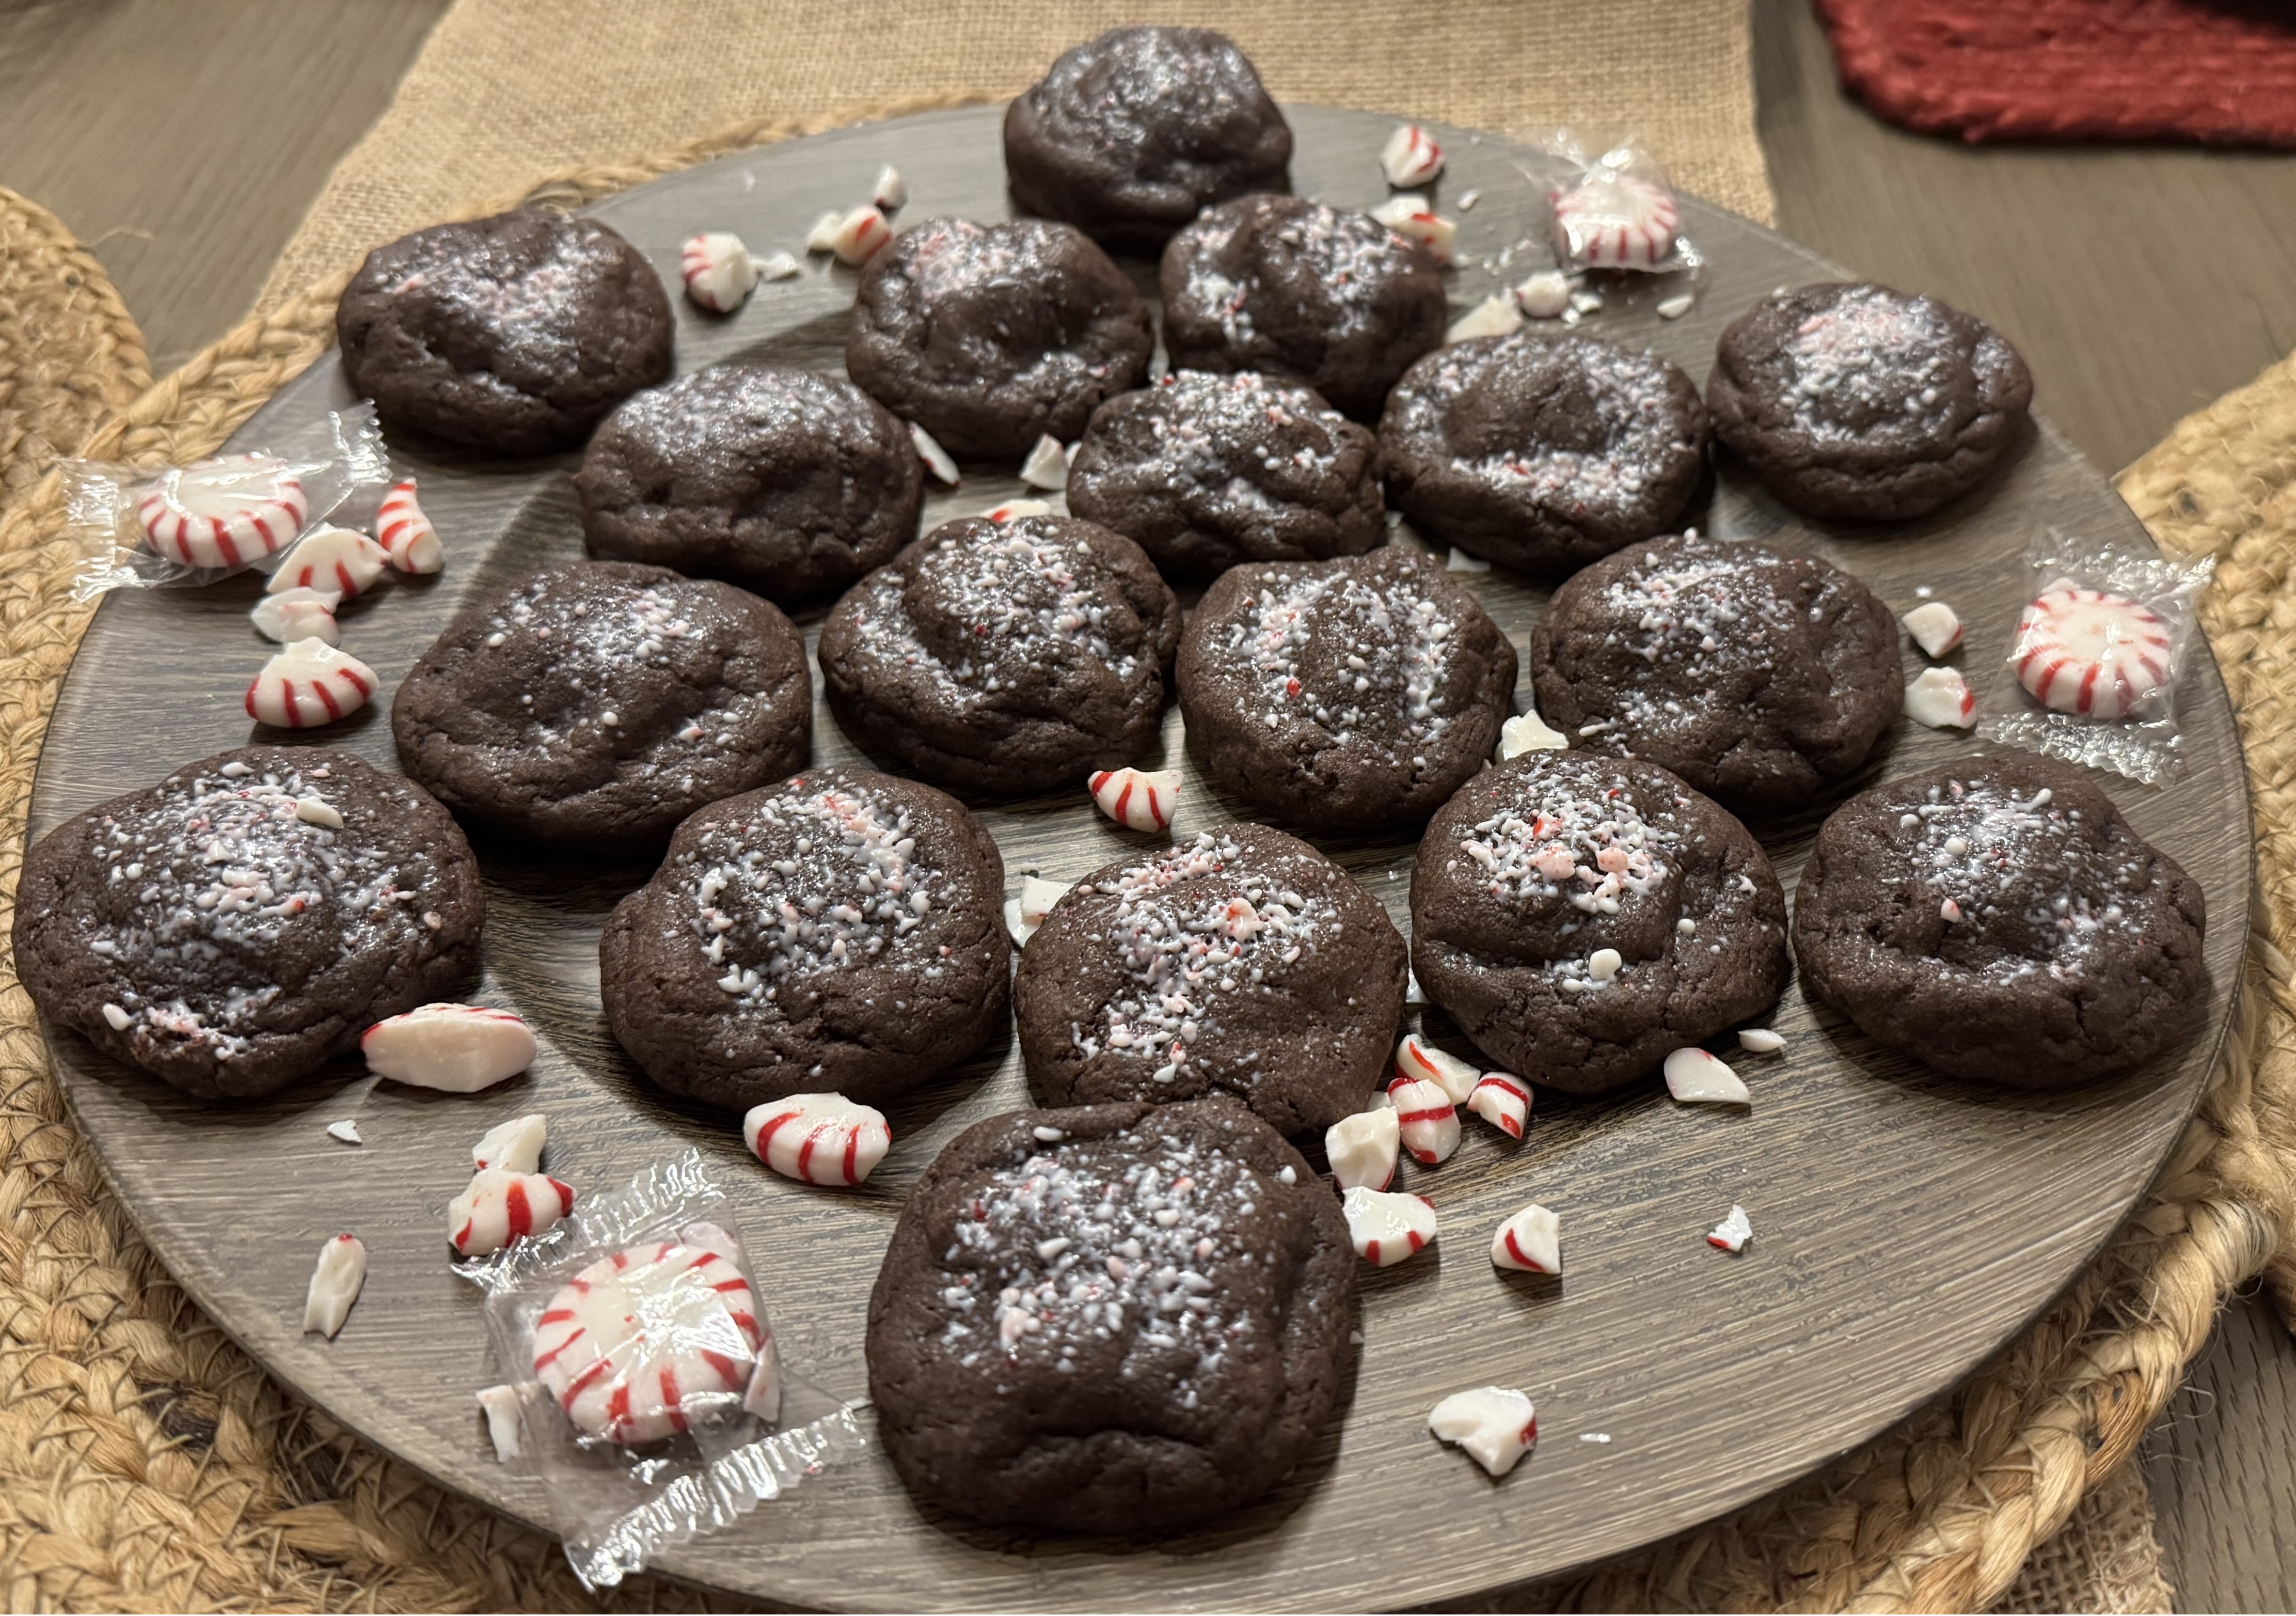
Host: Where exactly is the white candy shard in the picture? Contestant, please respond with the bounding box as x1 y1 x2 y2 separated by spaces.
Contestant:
1088 766 1179 833
374 477 445 573
1903 600 1964 658
1395 1032 1479 1104
249 586 341 646
1498 710 1570 757
758 249 802 281
1342 1185 1438 1267
1551 168 1680 271
805 209 845 253
361 1002 537 1092
137 453 309 569
1369 193 1456 265
245 638 378 729
1446 294 1522 344
1004 875 1070 946
1738 1028 1786 1054
1467 1072 1531 1139
1588 946 1623 981
472 1112 548 1174
1664 1046 1750 1104
1707 1203 1753 1253
1446 546 1492 573
872 164 908 210
532 1236 770 1444
268 524 388 600
449 1167 575 1257
742 1092 892 1187
680 230 760 313
1380 122 1445 187
909 421 960 484
1905 666 1976 729
1325 1106 1401 1193
1456 189 1480 210
477 1383 524 1462
1387 1074 1461 1165
1514 270 1572 319
302 1233 366 1338
986 498 1054 523
830 205 893 265
1020 434 1070 489
1429 1386 1538 1476
1656 291 1697 320
2012 582 2173 719
101 1002 132 1031
1490 1202 1560 1274
326 1119 362 1146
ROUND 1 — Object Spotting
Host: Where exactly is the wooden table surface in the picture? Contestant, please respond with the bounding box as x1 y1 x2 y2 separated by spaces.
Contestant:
3 0 2292 1607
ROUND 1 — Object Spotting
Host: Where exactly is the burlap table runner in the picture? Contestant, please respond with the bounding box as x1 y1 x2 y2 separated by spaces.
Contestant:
2 3 2292 1605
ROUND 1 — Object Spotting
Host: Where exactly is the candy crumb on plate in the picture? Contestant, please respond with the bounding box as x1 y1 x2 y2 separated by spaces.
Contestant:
325 1119 361 1146
1708 1204 1753 1253
1446 295 1522 344
250 587 340 647
1664 1046 1750 1104
1514 270 1571 319
1445 546 1492 573
1428 1386 1537 1476
1466 1072 1531 1138
680 230 761 314
872 164 907 210
1325 1106 1401 1192
1369 193 1456 264
476 1383 523 1462
1004 874 1071 945
303 1234 366 1338
1905 666 1976 729
1902 600 1962 657
1490 1202 1560 1274
362 1003 537 1092
472 1112 547 1174
909 421 959 484
1497 710 1569 758
1394 1032 1479 1104
1738 1028 1786 1054
1380 123 1444 187
1020 434 1070 489
1343 1185 1438 1267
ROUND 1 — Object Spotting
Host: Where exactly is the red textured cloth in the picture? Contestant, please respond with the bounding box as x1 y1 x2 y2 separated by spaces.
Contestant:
1815 0 2296 147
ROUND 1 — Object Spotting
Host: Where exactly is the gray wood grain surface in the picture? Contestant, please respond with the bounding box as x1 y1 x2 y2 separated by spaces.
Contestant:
20 105 2253 1612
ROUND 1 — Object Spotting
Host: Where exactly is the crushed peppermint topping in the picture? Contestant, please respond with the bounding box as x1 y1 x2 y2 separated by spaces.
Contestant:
1781 286 1956 441
1587 532 1804 730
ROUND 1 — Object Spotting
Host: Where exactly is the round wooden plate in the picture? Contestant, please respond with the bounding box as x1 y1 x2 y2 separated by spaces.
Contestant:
27 105 2249 1612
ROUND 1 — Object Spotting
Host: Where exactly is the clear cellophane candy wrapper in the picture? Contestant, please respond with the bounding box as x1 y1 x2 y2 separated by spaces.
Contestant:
1540 131 1697 275
62 400 390 597
1981 528 2215 787
477 1151 867 1590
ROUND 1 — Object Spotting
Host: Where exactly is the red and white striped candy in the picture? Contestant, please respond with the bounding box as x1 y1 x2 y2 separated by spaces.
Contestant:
268 525 388 599
831 205 893 265
1490 1202 1560 1274
1369 193 1456 265
873 164 907 210
246 639 377 729
137 454 308 569
1902 600 1962 658
1395 1032 1479 1104
1003 874 1071 946
1343 1185 1438 1267
986 498 1054 523
1467 1071 1531 1139
2012 584 2173 720
1325 1106 1400 1192
250 586 341 646
1551 170 1679 271
1387 1073 1461 1165
1663 1046 1749 1104
680 230 760 314
1020 434 1070 490
742 1093 891 1187
532 1238 766 1444
1428 1386 1537 1476
374 478 444 573
1707 1203 1753 1253
473 1112 547 1174
1904 666 1976 730
910 421 959 485
361 1003 536 1092
303 1233 366 1338
476 1383 524 1461
1089 766 1179 834
1381 123 1445 188
448 1167 575 1256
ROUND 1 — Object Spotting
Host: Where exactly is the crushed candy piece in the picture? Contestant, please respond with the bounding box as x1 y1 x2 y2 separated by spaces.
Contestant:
1903 600 1962 657
1380 122 1445 187
805 209 844 253
742 1092 892 1187
1489 1202 1560 1274
1325 1106 1401 1192
1467 1072 1531 1139
1003 874 1070 946
1343 1185 1438 1267
472 1112 547 1174
374 477 444 573
1446 294 1522 344
1905 666 1976 729
830 205 893 265
985 497 1054 522
362 1003 537 1093
1387 1073 1461 1165
873 164 907 210
758 249 801 280
250 586 340 647
1497 710 1570 758
1707 1203 1753 1253
1428 1385 1537 1475
1514 270 1572 319
267 524 388 599
1446 546 1491 573
303 1234 366 1338
1395 1032 1479 1104
2012 583 2172 719
477 1383 524 1462
137 453 308 569
1656 291 1696 319
246 638 377 728
1088 766 1179 833
1020 434 1070 490
1664 1046 1750 1104
1369 193 1456 265
681 230 761 313
325 1119 362 1146
449 1168 575 1256
909 420 959 484
1737 1028 1785 1055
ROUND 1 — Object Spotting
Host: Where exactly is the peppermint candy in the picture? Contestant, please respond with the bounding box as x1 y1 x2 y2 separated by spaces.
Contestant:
742 1092 892 1187
1325 1106 1400 1192
137 454 308 569
830 205 893 265
805 210 845 253
909 421 960 485
1905 666 1976 729
302 1233 366 1338
268 525 388 599
1428 1386 1537 1476
1497 710 1570 757
1446 295 1523 344
2012 583 2173 719
1380 123 1445 187
1738 1028 1786 1055
1902 600 1963 658
1490 1202 1559 1274
1003 874 1070 946
1089 766 1179 834
985 498 1054 523
473 1112 548 1174
680 230 761 313
1663 1046 1749 1105
1020 434 1070 490
250 586 340 646
361 1002 537 1092
1551 168 1680 271
1394 1032 1478 1104
873 165 908 211
1342 1185 1438 1267
245 639 377 728
1369 193 1456 265
1707 1204 1753 1253
1466 1072 1531 1139
1387 1073 1461 1165
1514 270 1572 319
476 1384 524 1462
374 478 444 573
449 1168 575 1256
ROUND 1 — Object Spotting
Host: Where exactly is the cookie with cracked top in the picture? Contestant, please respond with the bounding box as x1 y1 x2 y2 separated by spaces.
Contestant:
1066 371 1384 579
1015 824 1408 1133
1791 755 2205 1088
1378 330 1709 576
391 559 811 853
599 765 1010 1111
1706 281 2033 522
845 216 1152 462
1178 545 1515 833
817 514 1180 796
1160 194 1447 420
13 747 484 1100
336 209 673 458
573 362 923 606
1411 751 1789 1094
1531 531 1901 815
1004 25 1293 247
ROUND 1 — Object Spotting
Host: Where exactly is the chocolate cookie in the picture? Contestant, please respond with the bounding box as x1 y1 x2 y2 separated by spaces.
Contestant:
1792 756 2206 1088
1004 26 1293 247
1379 331 1709 576
13 747 483 1100
1016 825 1408 1133
1531 531 1901 815
336 209 673 458
1706 281 2033 522
1411 752 1789 1094
845 216 1153 461
599 766 1010 1111
573 363 923 605
867 1093 1354 1534
818 514 1180 796
1160 195 1447 421
1066 371 1384 579
1178 546 1515 833
392 560 811 852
